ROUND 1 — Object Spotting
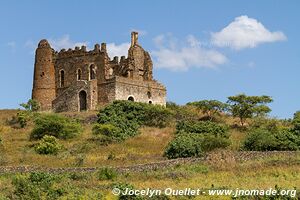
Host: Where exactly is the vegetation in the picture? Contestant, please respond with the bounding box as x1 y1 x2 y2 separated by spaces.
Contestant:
97 168 118 180
96 100 173 141
30 114 82 140
0 95 299 199
187 100 228 120
166 101 199 122
176 120 229 138
165 121 230 159
0 155 297 199
15 99 40 128
12 172 64 200
20 99 40 112
164 133 204 159
35 135 62 155
227 94 273 126
243 112 300 151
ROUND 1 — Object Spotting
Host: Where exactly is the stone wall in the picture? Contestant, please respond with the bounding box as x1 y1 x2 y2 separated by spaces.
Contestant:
32 32 167 112
114 76 166 106
52 80 97 112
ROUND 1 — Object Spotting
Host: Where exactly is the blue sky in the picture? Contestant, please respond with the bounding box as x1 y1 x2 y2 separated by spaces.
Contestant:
0 0 299 119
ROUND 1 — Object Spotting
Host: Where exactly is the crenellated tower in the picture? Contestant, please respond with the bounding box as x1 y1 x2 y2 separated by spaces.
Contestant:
32 39 56 111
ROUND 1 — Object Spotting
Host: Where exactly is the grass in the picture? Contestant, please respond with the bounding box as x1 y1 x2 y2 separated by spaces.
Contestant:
0 154 299 199
0 109 299 199
0 110 175 167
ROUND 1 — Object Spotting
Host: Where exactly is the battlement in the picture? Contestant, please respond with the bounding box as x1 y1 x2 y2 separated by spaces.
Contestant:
55 43 108 59
32 32 166 111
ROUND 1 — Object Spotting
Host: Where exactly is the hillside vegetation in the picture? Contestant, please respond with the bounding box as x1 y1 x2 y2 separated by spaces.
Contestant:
0 97 299 199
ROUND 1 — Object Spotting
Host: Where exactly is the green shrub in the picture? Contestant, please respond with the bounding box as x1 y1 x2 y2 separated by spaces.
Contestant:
96 100 173 141
15 99 40 128
35 135 62 155
176 120 229 138
164 134 204 159
165 119 230 159
30 114 82 140
92 123 123 141
200 135 231 152
142 104 173 128
167 101 199 122
243 128 300 151
16 111 31 128
12 172 64 200
164 133 230 159
292 111 300 134
97 168 118 180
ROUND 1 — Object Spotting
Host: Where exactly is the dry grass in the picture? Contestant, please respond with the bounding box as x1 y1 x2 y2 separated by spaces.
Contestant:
0 110 175 167
0 109 299 199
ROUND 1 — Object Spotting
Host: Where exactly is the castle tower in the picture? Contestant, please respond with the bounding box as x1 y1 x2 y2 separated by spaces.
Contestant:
32 39 56 111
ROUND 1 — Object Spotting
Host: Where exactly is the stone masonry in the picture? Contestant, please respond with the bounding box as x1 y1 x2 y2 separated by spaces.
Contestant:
32 32 166 112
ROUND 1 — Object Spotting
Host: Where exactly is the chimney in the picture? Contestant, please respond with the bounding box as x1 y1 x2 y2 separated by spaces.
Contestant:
101 43 106 52
131 31 138 47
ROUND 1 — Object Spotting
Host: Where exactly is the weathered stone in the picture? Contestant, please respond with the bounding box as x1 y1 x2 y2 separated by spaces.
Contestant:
32 32 166 112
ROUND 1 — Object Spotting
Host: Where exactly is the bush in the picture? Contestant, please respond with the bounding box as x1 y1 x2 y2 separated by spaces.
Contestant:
96 100 173 141
16 111 31 128
200 135 231 152
15 99 40 128
97 168 118 180
166 102 199 122
142 104 173 128
164 134 204 159
176 120 229 138
30 114 82 140
92 123 123 141
12 172 64 200
165 119 230 159
35 135 62 155
243 128 300 151
164 133 230 159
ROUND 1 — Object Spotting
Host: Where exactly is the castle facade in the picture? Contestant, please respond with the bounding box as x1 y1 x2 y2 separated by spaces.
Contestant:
32 32 166 112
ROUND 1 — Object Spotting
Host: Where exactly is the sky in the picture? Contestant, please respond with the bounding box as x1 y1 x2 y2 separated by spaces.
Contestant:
0 0 299 119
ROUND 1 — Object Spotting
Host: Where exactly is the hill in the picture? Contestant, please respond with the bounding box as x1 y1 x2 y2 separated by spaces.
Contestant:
0 107 299 199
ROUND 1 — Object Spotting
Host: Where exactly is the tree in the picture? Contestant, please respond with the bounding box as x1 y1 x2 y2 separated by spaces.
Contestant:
187 100 228 120
20 99 40 112
227 94 273 126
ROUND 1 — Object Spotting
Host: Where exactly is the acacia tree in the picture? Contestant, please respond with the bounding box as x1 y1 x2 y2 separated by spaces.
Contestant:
187 100 228 120
227 94 273 126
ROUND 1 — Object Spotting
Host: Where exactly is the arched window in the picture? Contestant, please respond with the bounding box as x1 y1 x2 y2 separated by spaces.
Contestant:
128 96 134 101
90 64 96 80
60 70 65 87
77 69 82 80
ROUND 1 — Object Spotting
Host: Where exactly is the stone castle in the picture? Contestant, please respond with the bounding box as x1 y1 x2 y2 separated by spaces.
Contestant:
32 32 166 112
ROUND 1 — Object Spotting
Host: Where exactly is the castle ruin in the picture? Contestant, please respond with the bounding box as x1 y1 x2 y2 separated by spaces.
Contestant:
32 32 166 112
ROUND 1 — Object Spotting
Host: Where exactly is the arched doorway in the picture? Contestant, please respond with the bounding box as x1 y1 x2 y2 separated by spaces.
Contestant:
128 96 134 101
79 90 87 111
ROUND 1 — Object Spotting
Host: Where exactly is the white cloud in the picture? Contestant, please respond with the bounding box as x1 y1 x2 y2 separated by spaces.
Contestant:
7 41 16 48
7 41 16 52
152 34 227 71
211 15 287 50
48 35 89 50
106 42 130 58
